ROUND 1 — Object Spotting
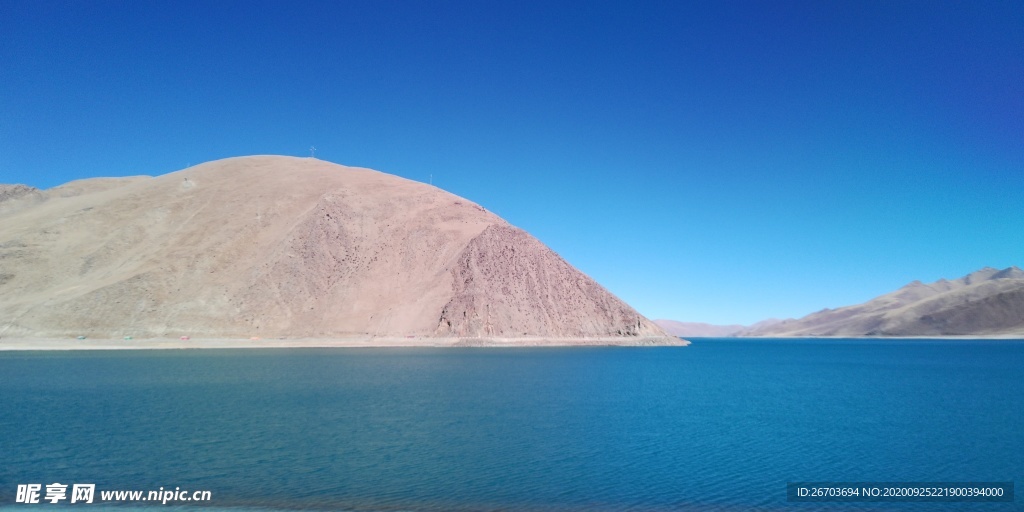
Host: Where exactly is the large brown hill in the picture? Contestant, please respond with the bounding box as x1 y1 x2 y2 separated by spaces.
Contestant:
0 156 672 341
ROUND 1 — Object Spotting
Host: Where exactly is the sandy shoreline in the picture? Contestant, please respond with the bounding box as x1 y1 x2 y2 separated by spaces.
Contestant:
2 335 1019 351
0 336 691 351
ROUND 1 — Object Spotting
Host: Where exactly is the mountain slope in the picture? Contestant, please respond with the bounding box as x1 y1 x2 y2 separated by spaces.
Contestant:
743 267 1024 336
0 156 674 342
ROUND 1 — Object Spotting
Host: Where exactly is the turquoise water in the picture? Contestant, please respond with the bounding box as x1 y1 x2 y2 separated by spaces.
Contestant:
1 339 1021 511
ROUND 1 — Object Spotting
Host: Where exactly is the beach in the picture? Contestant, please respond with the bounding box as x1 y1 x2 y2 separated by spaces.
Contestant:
0 336 689 350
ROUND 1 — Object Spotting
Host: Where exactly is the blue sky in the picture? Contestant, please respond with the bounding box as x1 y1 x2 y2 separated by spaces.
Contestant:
2 0 1021 325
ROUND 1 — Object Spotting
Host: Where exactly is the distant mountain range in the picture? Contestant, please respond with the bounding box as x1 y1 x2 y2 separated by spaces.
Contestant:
660 266 1024 337
653 319 781 337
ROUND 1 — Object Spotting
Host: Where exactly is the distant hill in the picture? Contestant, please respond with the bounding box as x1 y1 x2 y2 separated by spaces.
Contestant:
0 156 674 342
654 318 783 337
654 320 745 337
742 267 1024 337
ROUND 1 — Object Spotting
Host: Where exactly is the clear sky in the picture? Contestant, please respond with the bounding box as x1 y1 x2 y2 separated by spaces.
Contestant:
2 0 1021 325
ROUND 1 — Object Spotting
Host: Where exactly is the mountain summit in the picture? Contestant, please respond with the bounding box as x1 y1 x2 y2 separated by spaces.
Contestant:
743 266 1024 337
0 156 674 342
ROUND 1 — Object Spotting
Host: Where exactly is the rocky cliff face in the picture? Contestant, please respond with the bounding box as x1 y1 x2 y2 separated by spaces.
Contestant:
0 155 673 342
436 224 664 338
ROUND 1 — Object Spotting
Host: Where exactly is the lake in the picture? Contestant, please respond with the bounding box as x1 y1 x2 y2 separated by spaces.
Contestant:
1 339 1021 511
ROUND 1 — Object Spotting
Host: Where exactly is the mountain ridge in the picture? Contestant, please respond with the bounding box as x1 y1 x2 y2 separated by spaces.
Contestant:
741 266 1024 337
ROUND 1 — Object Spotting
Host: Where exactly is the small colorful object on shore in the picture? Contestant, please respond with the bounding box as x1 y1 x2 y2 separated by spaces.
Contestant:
180 335 190 341
76 335 86 340
123 336 133 340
